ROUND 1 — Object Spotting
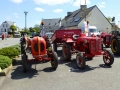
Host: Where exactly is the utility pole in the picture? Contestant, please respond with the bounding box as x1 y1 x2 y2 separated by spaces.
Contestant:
85 0 86 21
24 11 28 31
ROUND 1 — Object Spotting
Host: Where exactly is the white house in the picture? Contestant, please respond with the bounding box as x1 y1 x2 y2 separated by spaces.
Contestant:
59 5 113 32
40 18 61 32
0 21 19 34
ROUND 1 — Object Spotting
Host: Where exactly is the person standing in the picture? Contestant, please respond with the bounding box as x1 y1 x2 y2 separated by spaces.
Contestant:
84 20 90 36
2 33 4 40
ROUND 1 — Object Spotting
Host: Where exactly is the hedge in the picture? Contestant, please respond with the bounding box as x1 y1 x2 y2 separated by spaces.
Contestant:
0 55 12 69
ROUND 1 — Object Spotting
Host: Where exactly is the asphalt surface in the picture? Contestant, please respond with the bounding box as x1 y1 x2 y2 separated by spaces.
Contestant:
0 38 20 49
0 38 120 90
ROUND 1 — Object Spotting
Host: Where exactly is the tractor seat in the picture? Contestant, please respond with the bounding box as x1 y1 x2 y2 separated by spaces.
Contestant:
73 34 79 40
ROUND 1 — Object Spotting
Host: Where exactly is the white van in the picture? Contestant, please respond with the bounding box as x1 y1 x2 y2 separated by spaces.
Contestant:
79 26 100 36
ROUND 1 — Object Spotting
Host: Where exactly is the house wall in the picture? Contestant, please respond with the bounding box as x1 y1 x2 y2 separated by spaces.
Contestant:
78 6 112 32
0 22 19 34
0 23 11 34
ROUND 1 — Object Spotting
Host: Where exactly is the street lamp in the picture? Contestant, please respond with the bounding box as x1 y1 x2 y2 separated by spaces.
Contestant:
24 11 28 31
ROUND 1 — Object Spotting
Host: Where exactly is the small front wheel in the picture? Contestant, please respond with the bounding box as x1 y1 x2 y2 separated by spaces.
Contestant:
76 53 86 69
22 54 28 72
51 51 58 69
103 49 114 66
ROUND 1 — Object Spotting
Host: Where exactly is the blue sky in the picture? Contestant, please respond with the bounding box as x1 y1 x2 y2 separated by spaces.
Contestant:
0 0 120 29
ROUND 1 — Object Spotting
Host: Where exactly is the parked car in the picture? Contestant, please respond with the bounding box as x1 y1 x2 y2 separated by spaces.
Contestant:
45 32 54 38
14 32 21 38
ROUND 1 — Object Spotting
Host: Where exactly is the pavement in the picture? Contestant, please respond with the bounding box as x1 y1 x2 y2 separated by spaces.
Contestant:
0 38 120 90
0 38 20 49
0 38 20 87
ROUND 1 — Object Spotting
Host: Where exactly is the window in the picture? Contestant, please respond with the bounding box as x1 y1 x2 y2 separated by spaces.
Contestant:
6 24 7 27
74 18 81 22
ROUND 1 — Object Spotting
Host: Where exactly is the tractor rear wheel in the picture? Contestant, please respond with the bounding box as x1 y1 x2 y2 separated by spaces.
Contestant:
76 53 86 69
103 49 114 66
22 54 28 72
111 36 120 55
51 51 58 69
62 43 71 61
53 43 57 52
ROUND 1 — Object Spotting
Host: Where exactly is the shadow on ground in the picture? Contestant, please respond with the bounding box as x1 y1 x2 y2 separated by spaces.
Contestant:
11 61 56 80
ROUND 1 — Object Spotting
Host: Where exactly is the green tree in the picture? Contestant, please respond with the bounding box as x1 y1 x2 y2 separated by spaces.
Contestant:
29 27 36 32
33 24 40 33
10 25 17 33
115 25 118 30
107 16 111 22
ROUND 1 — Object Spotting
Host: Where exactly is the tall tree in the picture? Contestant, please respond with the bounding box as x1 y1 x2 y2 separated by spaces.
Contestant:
10 25 17 32
33 24 40 33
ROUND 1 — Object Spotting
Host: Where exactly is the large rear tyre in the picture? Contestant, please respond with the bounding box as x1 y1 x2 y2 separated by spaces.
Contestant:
103 49 114 66
22 54 28 72
111 36 120 55
51 51 58 69
53 43 57 52
62 43 71 61
76 53 86 69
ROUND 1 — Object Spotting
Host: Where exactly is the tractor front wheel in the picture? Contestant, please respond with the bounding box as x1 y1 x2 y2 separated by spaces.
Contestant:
22 54 28 72
76 53 86 69
103 49 114 66
51 51 58 69
62 43 71 61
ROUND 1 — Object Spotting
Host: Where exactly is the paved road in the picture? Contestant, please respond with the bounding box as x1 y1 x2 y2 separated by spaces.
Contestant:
0 38 20 48
0 46 120 90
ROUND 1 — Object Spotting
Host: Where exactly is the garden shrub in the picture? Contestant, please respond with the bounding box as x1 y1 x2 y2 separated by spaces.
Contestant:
11 44 21 54
0 55 12 69
0 47 20 59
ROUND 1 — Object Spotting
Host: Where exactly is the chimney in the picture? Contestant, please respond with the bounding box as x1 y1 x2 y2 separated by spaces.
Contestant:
67 12 72 16
80 5 87 10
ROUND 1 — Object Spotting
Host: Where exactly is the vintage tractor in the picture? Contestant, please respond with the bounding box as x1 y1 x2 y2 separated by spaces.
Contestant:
20 35 58 72
110 30 120 55
100 32 112 48
51 29 114 69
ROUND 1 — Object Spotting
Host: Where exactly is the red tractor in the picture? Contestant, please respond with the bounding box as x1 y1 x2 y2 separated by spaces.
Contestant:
51 29 114 69
20 35 58 72
100 32 112 48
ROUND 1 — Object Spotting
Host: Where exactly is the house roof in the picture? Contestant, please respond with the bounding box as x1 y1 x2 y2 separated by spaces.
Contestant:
60 5 113 29
3 21 14 26
41 18 61 26
62 5 95 28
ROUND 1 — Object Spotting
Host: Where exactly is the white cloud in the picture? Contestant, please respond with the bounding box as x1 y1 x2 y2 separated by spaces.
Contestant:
35 7 45 12
98 2 106 9
53 9 63 13
73 0 90 7
33 0 72 5
10 0 23 3
14 13 19 18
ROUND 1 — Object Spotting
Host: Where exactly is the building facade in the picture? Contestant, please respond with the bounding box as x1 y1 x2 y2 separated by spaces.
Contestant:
0 21 18 34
